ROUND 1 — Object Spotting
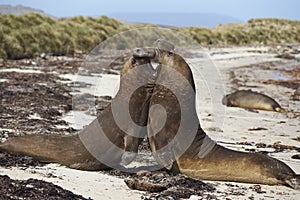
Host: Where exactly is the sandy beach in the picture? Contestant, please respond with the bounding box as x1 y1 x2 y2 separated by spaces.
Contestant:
0 46 299 199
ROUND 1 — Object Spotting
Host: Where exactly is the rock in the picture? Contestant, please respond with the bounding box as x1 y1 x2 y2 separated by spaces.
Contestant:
292 154 300 160
136 170 152 177
39 53 47 59
275 53 296 60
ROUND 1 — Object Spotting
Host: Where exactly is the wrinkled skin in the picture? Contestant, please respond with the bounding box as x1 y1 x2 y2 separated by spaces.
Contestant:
0 48 158 170
147 39 299 189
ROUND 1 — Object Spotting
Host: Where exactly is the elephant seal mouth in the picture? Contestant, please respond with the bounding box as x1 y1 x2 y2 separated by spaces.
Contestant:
132 47 161 79
133 47 156 58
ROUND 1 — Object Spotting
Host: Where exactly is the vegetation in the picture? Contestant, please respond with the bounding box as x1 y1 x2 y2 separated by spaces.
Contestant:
0 13 300 59
0 13 122 59
184 18 300 46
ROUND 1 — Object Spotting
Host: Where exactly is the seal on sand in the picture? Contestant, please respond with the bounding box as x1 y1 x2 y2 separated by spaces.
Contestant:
147 39 299 189
222 90 286 113
0 48 158 170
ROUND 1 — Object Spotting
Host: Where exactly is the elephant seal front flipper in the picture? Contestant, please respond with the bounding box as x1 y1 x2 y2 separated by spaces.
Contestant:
147 39 300 189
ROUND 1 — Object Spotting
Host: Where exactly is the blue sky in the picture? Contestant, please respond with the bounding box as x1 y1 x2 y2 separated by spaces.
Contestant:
1 0 300 22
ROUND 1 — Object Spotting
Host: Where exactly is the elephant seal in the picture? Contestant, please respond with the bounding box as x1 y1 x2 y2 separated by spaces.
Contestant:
222 90 287 113
0 48 158 170
147 39 299 189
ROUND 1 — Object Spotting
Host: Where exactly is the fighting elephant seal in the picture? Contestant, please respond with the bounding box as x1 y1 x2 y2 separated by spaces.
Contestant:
0 48 158 170
222 90 286 113
147 39 299 189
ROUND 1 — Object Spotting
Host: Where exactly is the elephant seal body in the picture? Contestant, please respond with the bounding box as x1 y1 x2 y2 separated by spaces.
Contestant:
0 48 158 170
222 90 286 113
0 134 106 170
147 40 299 189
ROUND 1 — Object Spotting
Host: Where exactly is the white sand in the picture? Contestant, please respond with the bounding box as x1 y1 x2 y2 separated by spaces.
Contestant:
1 46 299 199
0 164 144 199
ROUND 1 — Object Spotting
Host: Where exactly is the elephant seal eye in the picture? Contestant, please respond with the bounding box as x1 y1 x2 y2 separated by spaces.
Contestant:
131 58 136 64
168 51 174 56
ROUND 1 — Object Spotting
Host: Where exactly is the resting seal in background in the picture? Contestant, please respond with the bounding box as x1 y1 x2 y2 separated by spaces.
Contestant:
147 39 299 189
0 48 158 170
222 90 287 113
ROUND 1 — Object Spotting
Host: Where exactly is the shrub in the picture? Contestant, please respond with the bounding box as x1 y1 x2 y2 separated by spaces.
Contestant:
1 13 300 59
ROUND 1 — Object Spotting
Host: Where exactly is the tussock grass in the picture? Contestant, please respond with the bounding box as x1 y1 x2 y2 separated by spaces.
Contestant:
0 13 122 59
0 14 299 59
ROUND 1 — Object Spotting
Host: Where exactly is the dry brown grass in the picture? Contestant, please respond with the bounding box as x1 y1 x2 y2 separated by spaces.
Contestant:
1 14 299 59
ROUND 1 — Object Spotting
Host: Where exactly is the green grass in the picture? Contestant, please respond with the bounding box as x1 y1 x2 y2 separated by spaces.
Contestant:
183 18 300 46
0 13 122 59
0 14 300 59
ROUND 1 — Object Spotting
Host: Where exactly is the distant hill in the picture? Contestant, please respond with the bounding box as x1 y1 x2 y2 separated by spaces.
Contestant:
111 12 243 28
0 4 47 16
